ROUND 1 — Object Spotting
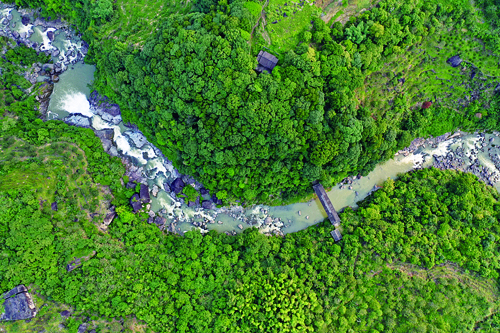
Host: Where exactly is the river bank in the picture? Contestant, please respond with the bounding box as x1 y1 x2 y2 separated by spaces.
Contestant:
2 3 500 237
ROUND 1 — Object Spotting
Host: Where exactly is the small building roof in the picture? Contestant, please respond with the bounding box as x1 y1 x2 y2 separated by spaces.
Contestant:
331 229 342 242
256 51 278 73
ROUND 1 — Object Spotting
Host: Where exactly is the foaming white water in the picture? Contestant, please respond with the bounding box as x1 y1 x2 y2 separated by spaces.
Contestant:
91 115 113 130
58 91 92 117
429 140 453 157
112 128 147 164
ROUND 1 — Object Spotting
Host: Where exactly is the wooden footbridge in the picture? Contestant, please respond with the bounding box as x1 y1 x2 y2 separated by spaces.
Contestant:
313 183 342 242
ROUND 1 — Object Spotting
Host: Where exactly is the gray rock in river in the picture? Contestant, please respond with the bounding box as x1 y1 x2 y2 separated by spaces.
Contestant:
140 184 151 203
171 177 185 194
125 131 148 149
212 194 223 205
21 16 30 26
1 285 37 322
46 30 55 41
12 31 19 39
152 184 159 197
94 129 114 142
154 216 166 229
104 104 121 117
65 115 90 128
202 200 214 209
36 82 54 103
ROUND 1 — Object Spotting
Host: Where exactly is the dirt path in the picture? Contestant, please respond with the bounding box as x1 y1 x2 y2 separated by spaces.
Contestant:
321 0 381 28
248 0 270 49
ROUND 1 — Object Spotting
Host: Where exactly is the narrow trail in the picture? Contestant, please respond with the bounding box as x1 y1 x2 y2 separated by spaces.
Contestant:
248 0 269 50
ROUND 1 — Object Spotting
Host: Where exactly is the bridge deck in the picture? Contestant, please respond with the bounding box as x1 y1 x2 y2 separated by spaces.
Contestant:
313 183 341 227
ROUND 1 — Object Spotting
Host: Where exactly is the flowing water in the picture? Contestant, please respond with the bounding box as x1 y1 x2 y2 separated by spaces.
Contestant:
2 4 500 236
46 62 95 119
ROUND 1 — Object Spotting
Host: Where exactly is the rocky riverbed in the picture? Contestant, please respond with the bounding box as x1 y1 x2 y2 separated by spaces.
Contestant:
0 5 88 116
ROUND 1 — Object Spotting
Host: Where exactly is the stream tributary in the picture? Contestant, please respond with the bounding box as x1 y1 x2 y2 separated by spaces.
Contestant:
2 5 500 236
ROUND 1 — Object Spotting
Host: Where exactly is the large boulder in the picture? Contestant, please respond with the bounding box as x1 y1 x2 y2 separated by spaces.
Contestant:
46 30 55 41
36 82 54 104
140 184 151 203
105 104 121 117
202 200 214 210
65 115 90 128
78 323 88 333
211 194 223 205
125 132 148 149
51 202 58 211
171 178 185 194
21 16 30 26
130 193 142 212
103 212 116 226
447 55 462 68
66 258 81 272
0 285 37 322
154 216 166 228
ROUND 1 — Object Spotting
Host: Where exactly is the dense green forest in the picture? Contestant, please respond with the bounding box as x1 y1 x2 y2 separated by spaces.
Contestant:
2 0 500 332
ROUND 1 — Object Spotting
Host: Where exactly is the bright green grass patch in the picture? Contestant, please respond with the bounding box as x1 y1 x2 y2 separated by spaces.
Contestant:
240 28 251 41
96 0 193 46
244 1 263 18
264 0 321 52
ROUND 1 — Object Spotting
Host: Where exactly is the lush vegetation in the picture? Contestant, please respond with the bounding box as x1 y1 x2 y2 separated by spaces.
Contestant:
2 1 500 332
2 155 500 332
9 0 500 206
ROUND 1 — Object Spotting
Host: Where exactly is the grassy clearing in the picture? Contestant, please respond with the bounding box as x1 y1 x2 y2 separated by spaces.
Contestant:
388 262 500 304
97 0 193 46
361 26 500 119
0 139 111 222
262 0 322 52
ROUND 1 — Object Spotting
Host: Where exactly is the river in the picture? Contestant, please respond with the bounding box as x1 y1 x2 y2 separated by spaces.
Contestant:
1 5 500 236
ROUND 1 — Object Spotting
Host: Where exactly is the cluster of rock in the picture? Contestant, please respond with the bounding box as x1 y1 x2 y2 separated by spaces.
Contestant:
130 183 151 212
338 174 363 191
0 285 36 322
0 6 87 66
432 132 500 187
397 132 457 157
0 6 89 117
59 311 94 333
